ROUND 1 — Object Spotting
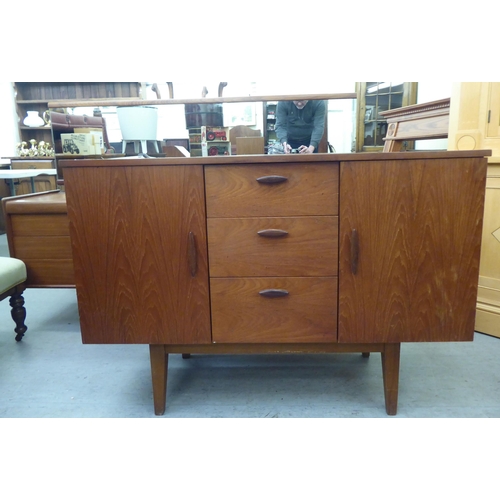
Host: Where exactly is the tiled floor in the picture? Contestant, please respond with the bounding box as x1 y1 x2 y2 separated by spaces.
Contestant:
1 233 499 418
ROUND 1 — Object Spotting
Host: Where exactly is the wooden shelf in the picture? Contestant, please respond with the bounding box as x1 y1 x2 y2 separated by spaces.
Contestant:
17 99 50 104
20 126 51 130
13 82 142 173
47 93 357 109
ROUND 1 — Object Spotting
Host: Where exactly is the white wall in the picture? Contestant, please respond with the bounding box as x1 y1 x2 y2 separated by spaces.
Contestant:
0 82 20 160
415 81 452 150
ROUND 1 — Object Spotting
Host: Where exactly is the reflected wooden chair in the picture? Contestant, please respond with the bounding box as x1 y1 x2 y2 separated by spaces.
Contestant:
380 98 450 152
162 145 191 157
0 257 28 341
229 125 263 155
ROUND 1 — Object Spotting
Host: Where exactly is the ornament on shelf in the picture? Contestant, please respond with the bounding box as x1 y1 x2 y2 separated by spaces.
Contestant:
29 139 38 156
39 141 54 157
16 140 54 157
23 111 45 127
17 141 29 156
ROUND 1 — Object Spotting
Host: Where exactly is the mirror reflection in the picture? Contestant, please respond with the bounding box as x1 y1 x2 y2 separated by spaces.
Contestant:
68 100 356 156
60 81 356 156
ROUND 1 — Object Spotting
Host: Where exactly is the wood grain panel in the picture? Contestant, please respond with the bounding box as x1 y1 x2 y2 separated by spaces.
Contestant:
208 216 338 277
12 236 72 259
23 259 74 286
339 157 487 343
0 178 10 232
211 277 338 343
11 214 69 236
63 164 211 344
205 163 339 217
3 191 67 214
164 342 384 354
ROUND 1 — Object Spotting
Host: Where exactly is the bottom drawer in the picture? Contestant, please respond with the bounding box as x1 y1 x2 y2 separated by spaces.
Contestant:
24 259 75 287
211 277 338 343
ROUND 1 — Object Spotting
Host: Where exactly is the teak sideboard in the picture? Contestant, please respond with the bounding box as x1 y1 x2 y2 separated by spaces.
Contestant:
59 151 489 415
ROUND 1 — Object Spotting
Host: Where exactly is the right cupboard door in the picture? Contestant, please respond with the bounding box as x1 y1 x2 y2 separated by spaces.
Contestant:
338 157 487 343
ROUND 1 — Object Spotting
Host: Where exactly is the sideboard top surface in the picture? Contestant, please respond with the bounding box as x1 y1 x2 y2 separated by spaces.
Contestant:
58 150 492 169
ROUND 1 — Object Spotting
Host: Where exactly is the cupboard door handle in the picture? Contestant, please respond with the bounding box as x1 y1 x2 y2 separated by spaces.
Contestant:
257 229 289 238
256 175 288 184
351 228 359 275
259 289 289 298
188 231 197 277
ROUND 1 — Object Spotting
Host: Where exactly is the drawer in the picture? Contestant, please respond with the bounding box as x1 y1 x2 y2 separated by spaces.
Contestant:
208 216 338 277
3 192 67 214
205 163 339 217
12 236 73 260
11 159 55 170
24 259 75 286
10 214 70 236
211 277 338 343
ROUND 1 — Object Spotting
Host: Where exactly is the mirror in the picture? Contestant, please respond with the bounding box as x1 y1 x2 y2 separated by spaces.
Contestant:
58 82 357 155
68 98 357 155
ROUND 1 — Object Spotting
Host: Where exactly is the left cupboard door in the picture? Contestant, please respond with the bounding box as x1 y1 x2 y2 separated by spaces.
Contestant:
64 164 211 344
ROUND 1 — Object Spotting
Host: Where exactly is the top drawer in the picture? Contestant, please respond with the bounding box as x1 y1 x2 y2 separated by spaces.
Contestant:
205 163 339 217
2 191 67 215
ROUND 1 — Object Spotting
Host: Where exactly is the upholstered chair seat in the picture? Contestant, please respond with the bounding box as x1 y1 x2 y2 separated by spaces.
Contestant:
0 256 28 341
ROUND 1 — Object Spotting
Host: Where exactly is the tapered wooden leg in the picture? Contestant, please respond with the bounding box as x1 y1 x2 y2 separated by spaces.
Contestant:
381 343 401 416
10 292 27 342
149 345 168 415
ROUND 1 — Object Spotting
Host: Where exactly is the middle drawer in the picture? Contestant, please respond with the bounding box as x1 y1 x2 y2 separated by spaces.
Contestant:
208 216 338 277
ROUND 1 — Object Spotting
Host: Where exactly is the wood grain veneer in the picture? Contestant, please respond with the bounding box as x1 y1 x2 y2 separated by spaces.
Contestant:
339 157 487 343
63 165 211 344
2 191 74 287
205 163 339 217
208 216 338 277
10 214 69 235
210 277 338 343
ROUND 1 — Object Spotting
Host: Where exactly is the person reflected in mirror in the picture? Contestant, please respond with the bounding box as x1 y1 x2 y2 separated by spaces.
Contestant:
275 99 326 154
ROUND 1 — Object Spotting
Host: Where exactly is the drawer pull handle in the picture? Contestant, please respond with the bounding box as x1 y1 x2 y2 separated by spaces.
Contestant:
188 231 197 277
351 228 359 275
256 175 288 184
259 289 289 298
257 229 289 238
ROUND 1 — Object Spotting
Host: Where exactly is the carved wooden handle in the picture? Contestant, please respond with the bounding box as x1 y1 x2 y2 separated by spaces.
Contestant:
257 229 289 238
256 175 288 184
188 232 197 277
259 289 289 298
351 228 359 275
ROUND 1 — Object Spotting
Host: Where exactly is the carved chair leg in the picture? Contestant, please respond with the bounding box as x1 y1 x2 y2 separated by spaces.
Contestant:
149 345 168 415
10 292 27 342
